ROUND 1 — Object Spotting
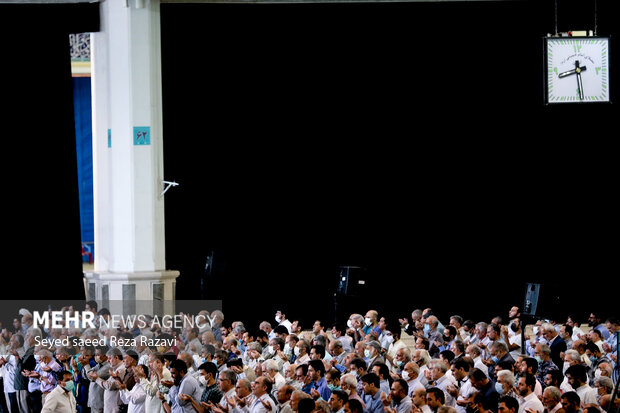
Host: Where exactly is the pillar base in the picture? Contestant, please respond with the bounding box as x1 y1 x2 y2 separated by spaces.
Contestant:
83 270 179 316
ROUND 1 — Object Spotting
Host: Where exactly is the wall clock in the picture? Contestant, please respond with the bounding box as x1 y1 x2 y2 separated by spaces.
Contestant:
544 37 610 104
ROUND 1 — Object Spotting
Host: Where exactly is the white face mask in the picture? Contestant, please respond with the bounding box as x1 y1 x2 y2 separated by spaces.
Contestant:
594 369 602 379
402 371 410 381
364 317 372 326
267 345 276 355
275 316 282 323
563 362 570 374
294 347 301 357
199 375 208 386
347 320 354 329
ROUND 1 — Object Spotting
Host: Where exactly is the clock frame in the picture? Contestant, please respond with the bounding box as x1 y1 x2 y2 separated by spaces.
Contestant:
544 36 611 104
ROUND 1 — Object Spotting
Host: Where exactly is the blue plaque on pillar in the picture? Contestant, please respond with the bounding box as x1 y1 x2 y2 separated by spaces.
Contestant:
108 128 112 148
133 126 151 146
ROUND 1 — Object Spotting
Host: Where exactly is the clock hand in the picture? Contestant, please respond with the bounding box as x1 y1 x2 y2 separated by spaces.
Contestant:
558 68 576 78
576 69 584 100
558 61 587 78
557 60 587 100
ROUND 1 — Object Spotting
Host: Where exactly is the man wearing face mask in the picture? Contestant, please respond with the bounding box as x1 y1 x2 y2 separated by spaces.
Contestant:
585 341 610 385
41 371 76 413
364 342 384 372
401 362 424 396
363 311 381 338
91 347 126 413
425 317 444 359
347 315 365 345
275 310 292 334
196 361 223 410
292 340 310 367
494 370 518 400
25 349 63 404
388 348 410 378
85 347 111 413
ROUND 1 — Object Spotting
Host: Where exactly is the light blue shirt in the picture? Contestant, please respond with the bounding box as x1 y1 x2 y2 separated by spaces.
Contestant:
169 374 202 413
362 390 385 413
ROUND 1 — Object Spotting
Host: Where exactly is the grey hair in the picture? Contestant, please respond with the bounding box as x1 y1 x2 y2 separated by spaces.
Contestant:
263 359 279 372
594 376 614 393
541 323 556 334
497 369 515 386
341 373 357 387
564 349 581 362
468 345 481 357
543 386 562 402
36 349 53 358
491 341 508 353
430 359 448 374
292 389 312 400
106 347 123 359
351 314 364 323
537 343 551 356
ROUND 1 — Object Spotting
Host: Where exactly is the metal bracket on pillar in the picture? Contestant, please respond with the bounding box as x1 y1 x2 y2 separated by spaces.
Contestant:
160 180 179 198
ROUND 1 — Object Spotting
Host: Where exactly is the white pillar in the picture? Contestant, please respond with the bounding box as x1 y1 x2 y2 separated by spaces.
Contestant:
85 0 179 317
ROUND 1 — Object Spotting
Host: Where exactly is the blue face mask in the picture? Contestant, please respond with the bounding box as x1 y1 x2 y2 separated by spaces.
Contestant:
423 324 431 337
495 383 504 394
491 356 499 364
64 381 75 392
328 384 341 391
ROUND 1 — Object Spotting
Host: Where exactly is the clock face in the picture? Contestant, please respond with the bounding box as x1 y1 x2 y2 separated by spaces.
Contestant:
545 37 610 103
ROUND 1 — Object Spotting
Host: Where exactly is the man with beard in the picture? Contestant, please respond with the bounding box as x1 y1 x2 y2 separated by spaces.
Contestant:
559 392 580 413
91 347 126 413
515 374 543 413
467 368 499 413
383 378 412 413
587 313 609 340
169 359 201 413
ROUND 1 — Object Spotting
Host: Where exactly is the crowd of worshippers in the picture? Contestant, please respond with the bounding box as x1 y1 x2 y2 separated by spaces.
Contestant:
0 302 618 413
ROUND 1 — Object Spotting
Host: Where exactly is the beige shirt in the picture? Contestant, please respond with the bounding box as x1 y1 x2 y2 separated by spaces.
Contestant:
41 385 76 413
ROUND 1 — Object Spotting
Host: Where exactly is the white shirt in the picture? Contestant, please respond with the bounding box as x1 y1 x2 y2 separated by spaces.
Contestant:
508 334 523 361
337 336 353 353
1 354 17 392
420 405 432 413
455 378 477 413
472 357 489 378
278 319 293 334
434 374 457 407
518 392 544 413
250 393 278 413
406 378 425 397
120 382 147 413
575 384 598 406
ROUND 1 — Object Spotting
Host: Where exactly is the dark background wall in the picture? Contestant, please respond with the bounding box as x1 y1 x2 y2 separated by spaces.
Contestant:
0 4 99 306
160 0 618 330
